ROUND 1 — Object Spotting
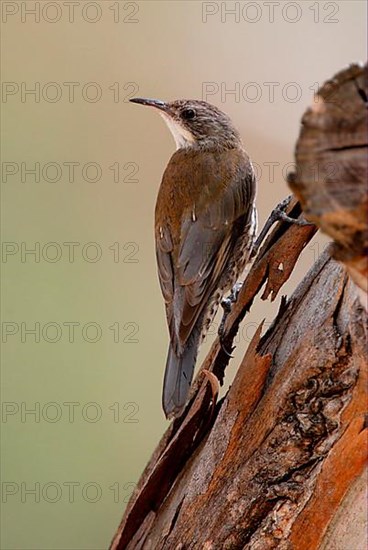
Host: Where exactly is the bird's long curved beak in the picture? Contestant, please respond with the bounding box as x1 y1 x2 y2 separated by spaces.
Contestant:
129 97 168 111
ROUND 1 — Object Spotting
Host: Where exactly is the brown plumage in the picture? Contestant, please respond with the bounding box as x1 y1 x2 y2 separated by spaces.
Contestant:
130 98 257 418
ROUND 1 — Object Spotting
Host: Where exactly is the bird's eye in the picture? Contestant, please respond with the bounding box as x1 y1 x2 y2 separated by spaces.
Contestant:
181 108 196 120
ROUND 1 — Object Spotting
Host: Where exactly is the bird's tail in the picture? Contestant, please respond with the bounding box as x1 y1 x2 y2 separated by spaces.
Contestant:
162 339 198 419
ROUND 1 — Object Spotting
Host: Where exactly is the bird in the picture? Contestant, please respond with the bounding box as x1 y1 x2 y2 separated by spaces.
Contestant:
130 97 257 419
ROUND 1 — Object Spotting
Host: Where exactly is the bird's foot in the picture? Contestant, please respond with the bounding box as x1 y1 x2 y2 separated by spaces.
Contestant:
228 281 243 303
219 335 233 358
251 195 313 258
218 282 243 356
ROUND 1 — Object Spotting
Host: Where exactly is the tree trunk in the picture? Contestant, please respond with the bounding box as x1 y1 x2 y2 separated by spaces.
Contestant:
110 63 367 550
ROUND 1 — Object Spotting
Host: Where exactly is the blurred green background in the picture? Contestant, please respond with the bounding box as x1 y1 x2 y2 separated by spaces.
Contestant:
1 1 366 548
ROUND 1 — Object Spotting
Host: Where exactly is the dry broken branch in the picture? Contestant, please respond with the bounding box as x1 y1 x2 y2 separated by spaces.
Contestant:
111 63 367 550
288 63 368 303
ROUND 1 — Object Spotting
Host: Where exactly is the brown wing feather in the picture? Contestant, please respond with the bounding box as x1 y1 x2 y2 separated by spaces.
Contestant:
155 148 256 355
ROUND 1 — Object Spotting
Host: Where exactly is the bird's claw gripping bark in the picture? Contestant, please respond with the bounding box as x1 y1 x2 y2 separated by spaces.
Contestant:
218 282 243 356
252 195 313 258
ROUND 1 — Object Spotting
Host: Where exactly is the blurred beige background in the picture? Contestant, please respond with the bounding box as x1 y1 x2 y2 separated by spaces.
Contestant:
1 1 366 548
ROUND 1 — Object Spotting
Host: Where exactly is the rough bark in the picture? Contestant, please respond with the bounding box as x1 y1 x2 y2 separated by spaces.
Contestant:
288 62 368 304
110 64 367 550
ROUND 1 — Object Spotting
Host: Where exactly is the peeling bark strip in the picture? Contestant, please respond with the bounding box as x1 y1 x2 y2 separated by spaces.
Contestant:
111 64 368 549
111 200 317 550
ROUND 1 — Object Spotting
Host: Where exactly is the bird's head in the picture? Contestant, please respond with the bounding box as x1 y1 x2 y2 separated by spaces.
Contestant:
130 97 242 150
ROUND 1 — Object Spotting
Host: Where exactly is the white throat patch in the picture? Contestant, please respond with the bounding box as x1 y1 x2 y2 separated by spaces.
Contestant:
159 112 196 150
